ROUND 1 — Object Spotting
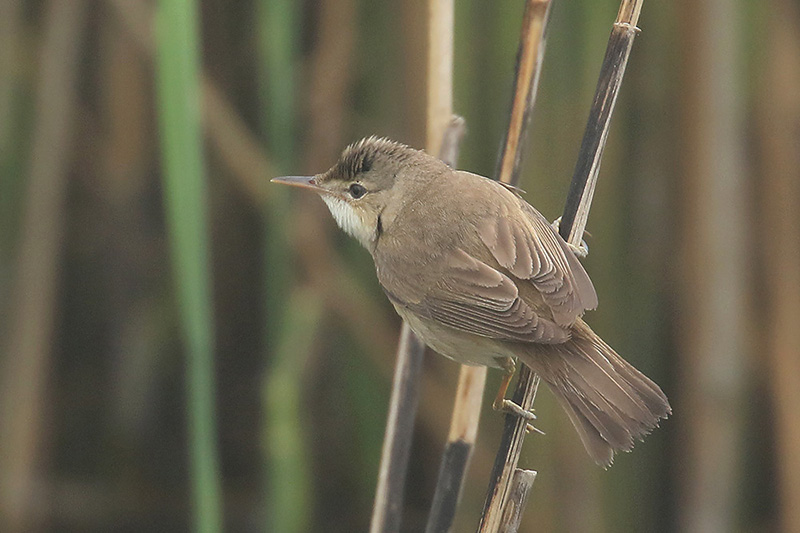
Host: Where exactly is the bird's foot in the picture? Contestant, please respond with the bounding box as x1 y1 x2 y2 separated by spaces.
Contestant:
492 357 538 423
551 216 589 258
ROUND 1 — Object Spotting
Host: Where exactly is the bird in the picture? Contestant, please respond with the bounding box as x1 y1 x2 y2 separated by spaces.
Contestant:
272 136 670 466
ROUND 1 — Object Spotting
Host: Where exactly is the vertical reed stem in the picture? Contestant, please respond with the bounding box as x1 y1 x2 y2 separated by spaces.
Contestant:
369 3 456 531
477 2 552 531
155 2 222 531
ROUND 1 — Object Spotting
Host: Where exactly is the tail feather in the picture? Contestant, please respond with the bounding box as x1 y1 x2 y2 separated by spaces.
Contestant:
604 345 670 415
521 319 671 467
552 387 629 464
563 382 634 451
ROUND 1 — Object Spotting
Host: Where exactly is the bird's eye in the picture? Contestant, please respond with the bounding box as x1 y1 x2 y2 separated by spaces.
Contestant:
349 183 367 199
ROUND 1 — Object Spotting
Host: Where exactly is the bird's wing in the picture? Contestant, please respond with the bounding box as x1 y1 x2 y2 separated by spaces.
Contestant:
376 170 596 343
381 247 570 344
476 194 598 326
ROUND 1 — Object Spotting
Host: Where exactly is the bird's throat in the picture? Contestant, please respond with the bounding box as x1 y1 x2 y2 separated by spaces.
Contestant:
321 195 375 248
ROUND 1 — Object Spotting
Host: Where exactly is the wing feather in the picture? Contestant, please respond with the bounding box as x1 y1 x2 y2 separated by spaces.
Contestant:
478 196 597 326
386 248 569 344
374 169 597 345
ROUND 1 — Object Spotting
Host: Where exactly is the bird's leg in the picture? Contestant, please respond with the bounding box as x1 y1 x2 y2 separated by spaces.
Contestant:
492 357 537 422
551 216 589 258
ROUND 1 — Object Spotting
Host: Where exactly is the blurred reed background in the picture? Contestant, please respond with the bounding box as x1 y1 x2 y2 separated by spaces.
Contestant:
1 0 798 532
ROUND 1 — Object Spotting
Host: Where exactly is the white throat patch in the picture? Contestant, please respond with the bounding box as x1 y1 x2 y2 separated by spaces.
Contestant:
321 195 374 248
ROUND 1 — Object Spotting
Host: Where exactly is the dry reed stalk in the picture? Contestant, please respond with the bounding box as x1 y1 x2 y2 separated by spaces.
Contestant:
368 118 466 533
756 1 800 531
481 1 646 531
426 0 454 157
675 0 748 530
0 2 87 530
303 0 357 171
369 3 458 531
368 323 427 533
476 1 553 531
559 0 643 246
426 2 555 531
425 358 485 533
498 469 536 533
427 3 554 530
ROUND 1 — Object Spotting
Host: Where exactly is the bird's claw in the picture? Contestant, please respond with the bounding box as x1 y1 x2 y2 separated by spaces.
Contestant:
551 216 589 258
526 423 545 435
497 398 537 422
566 241 589 258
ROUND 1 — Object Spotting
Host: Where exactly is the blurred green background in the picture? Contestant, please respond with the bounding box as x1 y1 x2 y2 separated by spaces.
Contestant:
1 0 799 532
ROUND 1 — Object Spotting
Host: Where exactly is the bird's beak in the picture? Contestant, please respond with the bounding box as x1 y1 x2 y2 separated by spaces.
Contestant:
270 175 321 192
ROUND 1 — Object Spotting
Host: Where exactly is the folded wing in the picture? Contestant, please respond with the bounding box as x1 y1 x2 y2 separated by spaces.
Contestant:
477 197 597 326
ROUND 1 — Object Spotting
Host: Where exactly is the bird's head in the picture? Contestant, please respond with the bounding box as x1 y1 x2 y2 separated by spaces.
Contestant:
272 137 444 249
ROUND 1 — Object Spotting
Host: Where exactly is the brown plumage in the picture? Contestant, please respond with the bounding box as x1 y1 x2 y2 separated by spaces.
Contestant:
273 137 671 466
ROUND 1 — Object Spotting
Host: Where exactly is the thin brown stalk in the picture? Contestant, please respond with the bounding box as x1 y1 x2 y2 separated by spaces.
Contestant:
758 4 800 532
426 0 454 157
424 5 493 533
0 2 87 530
482 1 646 531
494 0 552 187
369 3 457 530
426 362 486 533
559 0 643 246
368 323 427 533
476 1 552 531
478 369 540 533
675 0 748 530
303 0 357 171
498 469 536 533
369 119 465 533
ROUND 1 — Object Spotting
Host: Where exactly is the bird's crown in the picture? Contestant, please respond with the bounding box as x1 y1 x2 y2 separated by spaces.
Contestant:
330 136 416 181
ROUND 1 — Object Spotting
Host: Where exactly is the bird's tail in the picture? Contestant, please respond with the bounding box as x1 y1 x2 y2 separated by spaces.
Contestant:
520 319 671 467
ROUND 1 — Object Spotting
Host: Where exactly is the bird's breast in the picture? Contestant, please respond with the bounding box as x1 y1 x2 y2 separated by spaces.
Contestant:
394 304 511 368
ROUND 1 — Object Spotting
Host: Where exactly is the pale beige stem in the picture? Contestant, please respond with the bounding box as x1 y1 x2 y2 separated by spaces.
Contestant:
0 2 87 530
